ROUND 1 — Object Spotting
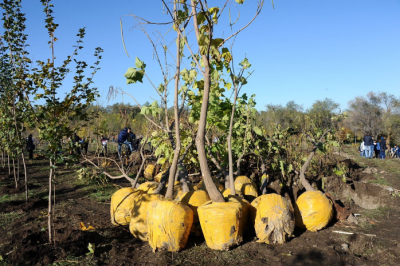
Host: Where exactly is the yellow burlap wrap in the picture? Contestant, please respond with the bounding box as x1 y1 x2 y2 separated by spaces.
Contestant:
198 197 243 250
294 191 333 232
147 199 193 252
129 193 164 241
250 194 295 244
110 188 143 226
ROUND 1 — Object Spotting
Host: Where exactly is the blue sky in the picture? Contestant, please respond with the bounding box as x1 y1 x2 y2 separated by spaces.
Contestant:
19 0 400 111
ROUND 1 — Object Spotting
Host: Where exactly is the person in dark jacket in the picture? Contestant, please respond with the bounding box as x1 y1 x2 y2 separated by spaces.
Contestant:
26 134 35 159
72 133 81 154
117 127 133 157
373 140 380 158
81 137 89 155
380 137 386 159
363 132 373 159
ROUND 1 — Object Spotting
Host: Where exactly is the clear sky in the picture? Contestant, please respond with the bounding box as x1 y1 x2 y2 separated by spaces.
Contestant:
19 0 400 111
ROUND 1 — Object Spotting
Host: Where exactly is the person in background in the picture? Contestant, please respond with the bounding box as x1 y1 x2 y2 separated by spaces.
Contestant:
359 141 365 157
392 145 398 158
26 134 35 159
81 137 89 155
127 128 135 154
380 137 386 159
73 133 81 155
117 127 133 158
363 132 373 159
373 140 380 159
100 135 109 155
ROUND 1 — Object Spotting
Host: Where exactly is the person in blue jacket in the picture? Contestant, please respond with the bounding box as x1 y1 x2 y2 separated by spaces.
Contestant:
117 127 133 158
379 137 386 159
373 140 380 158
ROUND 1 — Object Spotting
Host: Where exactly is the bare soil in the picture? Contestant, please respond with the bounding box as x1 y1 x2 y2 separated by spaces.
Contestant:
1 147 400 266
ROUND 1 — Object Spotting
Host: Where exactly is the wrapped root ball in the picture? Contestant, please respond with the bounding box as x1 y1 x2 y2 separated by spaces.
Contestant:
225 195 250 232
176 190 210 223
234 176 259 202
198 197 243 250
144 164 156 179
197 177 224 192
110 188 144 226
138 182 159 194
129 193 164 241
222 188 244 199
295 191 333 232
147 199 193 252
250 194 295 244
154 170 166 182
169 181 195 199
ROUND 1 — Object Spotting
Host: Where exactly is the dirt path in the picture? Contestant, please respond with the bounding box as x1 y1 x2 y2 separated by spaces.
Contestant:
1 150 400 265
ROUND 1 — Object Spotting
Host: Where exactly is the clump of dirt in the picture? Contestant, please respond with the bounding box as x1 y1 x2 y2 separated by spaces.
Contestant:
324 175 395 209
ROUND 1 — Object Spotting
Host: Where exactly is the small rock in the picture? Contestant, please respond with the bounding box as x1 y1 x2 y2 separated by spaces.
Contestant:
313 245 317 248
341 243 349 252
386 187 394 192
347 213 358 225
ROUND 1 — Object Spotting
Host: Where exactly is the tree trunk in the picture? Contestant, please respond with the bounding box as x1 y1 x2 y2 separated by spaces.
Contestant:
48 159 53 244
13 159 17 188
21 152 28 202
190 0 224 203
8 153 10 175
260 159 268 195
227 84 238 195
17 158 20 182
165 7 182 200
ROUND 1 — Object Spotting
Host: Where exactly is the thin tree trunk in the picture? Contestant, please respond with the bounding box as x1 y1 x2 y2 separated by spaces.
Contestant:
236 107 251 176
260 159 268 195
8 153 10 175
17 158 20 182
191 0 224 203
21 152 28 202
48 159 53 244
13 159 17 188
166 13 182 200
227 84 238 195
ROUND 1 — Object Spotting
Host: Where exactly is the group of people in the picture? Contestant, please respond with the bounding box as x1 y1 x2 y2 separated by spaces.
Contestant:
359 132 399 159
115 127 142 158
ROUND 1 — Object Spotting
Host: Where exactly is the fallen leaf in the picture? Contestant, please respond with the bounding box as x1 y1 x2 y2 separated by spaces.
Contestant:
79 222 95 231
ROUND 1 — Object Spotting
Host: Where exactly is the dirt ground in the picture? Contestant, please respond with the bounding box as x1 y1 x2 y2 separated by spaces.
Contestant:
1 146 400 266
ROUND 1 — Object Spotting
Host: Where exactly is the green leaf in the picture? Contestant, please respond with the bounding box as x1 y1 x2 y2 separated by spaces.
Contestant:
235 0 245 4
254 127 262 136
239 57 251 69
222 48 232 63
135 57 146 69
124 68 144 84
86 243 95 256
215 122 227 131
197 12 206 25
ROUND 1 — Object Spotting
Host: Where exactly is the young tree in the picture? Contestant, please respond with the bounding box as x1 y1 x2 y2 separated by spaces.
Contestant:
0 0 35 202
30 0 103 243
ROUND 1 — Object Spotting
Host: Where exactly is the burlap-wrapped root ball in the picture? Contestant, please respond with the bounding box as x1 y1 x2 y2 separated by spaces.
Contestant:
234 175 259 202
110 188 144 226
147 199 193 252
129 193 164 241
195 176 224 192
176 190 210 223
144 164 156 179
294 191 333 232
198 197 243 250
138 182 160 194
250 194 295 244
